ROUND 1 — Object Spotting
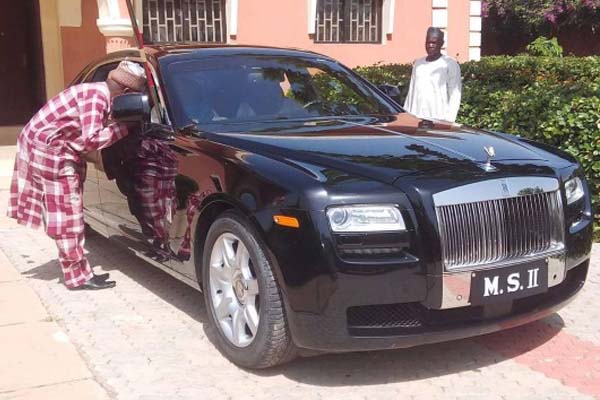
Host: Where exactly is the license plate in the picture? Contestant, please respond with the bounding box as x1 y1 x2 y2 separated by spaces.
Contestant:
469 260 548 305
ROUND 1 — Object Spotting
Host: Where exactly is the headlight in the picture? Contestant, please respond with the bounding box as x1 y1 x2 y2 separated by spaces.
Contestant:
326 204 406 232
565 177 584 205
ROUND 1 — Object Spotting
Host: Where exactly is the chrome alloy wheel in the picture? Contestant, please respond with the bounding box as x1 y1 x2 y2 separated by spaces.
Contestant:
209 233 260 347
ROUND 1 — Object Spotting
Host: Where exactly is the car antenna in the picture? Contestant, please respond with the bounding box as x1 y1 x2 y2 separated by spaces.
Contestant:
124 0 163 122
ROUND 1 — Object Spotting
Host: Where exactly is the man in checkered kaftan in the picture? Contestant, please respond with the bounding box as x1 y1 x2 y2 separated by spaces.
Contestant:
7 61 147 290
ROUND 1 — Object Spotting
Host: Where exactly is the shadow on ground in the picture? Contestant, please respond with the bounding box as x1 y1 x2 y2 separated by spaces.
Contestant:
21 232 565 386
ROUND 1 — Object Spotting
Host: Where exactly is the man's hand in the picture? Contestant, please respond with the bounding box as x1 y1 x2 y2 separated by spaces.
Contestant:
142 122 175 141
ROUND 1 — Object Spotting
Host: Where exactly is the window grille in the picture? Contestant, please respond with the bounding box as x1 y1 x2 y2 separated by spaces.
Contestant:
315 0 382 43
142 0 227 44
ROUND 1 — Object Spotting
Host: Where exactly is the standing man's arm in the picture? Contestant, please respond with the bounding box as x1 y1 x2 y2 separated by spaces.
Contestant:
446 60 462 122
79 93 129 151
403 61 417 113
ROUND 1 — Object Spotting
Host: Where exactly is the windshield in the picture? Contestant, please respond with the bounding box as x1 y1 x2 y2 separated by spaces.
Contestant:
162 55 398 130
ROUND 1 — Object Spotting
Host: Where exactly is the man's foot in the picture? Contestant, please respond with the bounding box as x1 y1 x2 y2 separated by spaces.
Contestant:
93 272 110 281
69 275 116 291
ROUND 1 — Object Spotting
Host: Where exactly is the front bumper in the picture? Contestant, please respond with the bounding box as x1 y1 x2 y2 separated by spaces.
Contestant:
286 260 588 352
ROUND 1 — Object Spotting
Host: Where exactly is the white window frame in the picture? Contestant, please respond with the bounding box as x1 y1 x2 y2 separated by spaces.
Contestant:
140 0 229 44
309 0 395 36
309 0 393 44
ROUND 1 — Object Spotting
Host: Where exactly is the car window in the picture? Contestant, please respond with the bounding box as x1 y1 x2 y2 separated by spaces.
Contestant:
162 55 397 129
83 61 166 125
305 67 379 114
89 62 120 83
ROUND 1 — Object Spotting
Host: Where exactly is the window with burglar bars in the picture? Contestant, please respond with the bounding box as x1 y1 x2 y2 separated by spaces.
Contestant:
142 0 227 44
315 0 382 43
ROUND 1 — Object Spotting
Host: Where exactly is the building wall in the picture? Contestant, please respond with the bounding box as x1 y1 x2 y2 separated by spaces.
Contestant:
39 0 64 99
447 0 470 60
61 0 106 85
38 0 479 97
236 0 433 67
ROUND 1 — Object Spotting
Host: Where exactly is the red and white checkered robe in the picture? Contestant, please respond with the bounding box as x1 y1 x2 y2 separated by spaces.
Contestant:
176 190 211 261
133 138 178 259
7 82 128 288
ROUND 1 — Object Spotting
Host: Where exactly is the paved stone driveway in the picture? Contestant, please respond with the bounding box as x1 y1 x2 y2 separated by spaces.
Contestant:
0 190 598 400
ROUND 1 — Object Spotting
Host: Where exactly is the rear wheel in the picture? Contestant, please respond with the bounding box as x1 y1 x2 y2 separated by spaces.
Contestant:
202 211 296 368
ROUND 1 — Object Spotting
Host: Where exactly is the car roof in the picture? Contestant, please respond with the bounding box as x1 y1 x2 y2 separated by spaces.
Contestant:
98 44 336 64
151 44 332 59
72 45 340 85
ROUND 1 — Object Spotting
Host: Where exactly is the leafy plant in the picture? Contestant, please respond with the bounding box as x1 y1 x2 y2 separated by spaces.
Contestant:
356 55 600 236
526 36 564 56
484 0 600 32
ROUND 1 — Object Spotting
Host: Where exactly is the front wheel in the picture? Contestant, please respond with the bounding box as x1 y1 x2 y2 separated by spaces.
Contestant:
202 211 296 368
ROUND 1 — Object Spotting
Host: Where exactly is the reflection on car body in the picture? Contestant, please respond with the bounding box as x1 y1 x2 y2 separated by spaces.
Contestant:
102 133 211 262
72 45 593 369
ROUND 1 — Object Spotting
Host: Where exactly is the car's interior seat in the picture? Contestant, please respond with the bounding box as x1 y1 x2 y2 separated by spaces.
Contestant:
237 74 308 119
172 76 216 123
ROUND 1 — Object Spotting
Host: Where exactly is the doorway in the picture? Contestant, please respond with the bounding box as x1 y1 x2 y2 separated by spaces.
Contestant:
0 0 45 125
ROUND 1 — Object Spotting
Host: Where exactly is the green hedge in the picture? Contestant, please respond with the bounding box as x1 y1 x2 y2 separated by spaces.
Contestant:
355 56 600 238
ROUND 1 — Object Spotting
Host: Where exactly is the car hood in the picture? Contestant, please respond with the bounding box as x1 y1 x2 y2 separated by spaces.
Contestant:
204 113 550 184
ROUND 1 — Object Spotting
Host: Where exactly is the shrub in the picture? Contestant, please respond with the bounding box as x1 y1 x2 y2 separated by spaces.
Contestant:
355 56 600 237
484 0 600 33
526 36 564 56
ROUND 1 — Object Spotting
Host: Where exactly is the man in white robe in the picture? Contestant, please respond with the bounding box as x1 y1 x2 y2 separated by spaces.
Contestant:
404 27 462 123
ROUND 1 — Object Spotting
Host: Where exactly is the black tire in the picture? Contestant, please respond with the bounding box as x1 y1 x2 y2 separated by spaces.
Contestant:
202 210 297 368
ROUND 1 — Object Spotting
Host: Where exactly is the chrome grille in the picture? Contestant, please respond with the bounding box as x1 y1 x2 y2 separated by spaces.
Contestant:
436 191 564 271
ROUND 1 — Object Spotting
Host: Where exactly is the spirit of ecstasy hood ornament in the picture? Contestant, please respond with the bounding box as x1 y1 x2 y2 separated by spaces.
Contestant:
482 146 497 172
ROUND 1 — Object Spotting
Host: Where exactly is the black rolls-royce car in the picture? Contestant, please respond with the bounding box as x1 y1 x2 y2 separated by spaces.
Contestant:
74 45 593 369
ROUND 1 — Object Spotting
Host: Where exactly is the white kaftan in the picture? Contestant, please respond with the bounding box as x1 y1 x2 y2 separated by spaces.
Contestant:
403 55 462 122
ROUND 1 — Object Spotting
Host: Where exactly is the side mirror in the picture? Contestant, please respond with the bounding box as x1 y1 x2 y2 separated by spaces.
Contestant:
111 93 150 123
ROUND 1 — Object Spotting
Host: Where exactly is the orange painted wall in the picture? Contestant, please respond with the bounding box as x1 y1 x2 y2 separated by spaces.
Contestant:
56 0 473 82
60 0 106 85
236 0 432 68
447 0 470 62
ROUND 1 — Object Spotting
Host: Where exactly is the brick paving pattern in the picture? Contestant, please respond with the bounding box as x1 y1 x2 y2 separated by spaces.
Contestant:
0 190 598 400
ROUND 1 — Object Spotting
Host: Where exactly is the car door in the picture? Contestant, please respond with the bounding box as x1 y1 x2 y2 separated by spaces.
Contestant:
86 61 158 248
77 62 124 237
86 60 193 279
78 59 155 247
82 58 216 283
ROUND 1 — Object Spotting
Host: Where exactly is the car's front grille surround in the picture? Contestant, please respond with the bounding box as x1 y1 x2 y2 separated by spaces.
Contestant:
436 190 565 271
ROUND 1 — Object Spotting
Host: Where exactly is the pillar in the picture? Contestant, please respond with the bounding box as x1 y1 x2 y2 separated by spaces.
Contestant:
96 0 134 53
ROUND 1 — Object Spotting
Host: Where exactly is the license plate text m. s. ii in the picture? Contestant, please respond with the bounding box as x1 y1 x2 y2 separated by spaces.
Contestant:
470 260 549 305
